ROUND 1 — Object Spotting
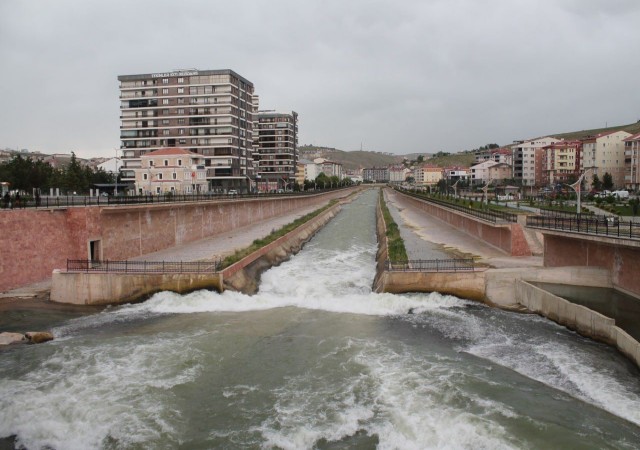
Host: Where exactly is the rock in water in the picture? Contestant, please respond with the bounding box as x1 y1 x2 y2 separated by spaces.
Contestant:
25 331 54 344
0 332 26 345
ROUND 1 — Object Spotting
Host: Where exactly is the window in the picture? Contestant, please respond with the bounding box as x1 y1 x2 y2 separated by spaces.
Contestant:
177 98 185 104
177 108 184 114
178 118 185 125
162 119 169 125
156 187 161 194
179 129 185 135
158 173 163 180
163 109 169 115
177 77 184 84
172 172 177 180
177 87 184 94
162 99 169 105
164 160 169 166
162 88 169 95
178 159 182 166
143 173 148 180
149 161 154 167
163 129 170 135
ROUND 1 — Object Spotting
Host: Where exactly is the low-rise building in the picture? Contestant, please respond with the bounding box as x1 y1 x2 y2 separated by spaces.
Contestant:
542 140 582 186
624 133 640 191
134 148 207 195
363 167 389 183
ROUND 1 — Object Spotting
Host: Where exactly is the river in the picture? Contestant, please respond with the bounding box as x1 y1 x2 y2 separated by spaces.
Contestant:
1 190 640 449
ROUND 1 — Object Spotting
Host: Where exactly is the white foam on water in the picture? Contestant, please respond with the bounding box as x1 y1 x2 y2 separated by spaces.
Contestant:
0 333 203 450
258 339 520 450
444 309 640 427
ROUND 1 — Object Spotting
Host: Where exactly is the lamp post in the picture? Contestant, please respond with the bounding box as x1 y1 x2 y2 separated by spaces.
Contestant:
114 149 119 196
567 169 591 214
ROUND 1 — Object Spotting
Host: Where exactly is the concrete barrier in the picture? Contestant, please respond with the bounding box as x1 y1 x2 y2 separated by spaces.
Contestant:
51 271 223 305
516 279 640 368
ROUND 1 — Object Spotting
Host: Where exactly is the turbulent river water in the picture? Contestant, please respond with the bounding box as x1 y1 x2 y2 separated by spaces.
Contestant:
2 190 640 449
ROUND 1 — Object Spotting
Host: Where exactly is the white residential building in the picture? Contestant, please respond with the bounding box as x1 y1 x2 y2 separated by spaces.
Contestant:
582 130 632 189
512 137 562 187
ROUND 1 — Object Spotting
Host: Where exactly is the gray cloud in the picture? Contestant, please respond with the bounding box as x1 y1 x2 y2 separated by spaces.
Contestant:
1 0 638 158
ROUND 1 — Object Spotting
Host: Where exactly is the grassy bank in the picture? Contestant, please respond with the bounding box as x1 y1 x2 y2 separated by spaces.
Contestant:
379 191 408 262
220 200 338 269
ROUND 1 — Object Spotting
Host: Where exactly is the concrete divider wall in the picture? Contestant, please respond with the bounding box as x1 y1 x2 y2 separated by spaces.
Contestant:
50 271 223 305
395 191 531 256
516 279 640 368
485 266 612 308
0 189 353 292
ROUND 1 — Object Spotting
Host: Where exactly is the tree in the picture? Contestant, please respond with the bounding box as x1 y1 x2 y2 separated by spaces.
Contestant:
62 152 89 194
591 174 602 191
416 155 424 163
315 172 330 189
602 172 614 191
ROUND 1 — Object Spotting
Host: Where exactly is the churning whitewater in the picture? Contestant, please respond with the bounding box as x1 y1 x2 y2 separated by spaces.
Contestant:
2 190 640 450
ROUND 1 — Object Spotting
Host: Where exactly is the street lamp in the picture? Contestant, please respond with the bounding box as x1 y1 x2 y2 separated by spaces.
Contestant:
566 169 591 215
114 149 119 196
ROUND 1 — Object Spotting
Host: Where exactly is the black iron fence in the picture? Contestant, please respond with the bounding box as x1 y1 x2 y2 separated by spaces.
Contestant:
526 215 640 240
397 189 517 223
66 259 221 273
387 258 475 272
1 187 349 210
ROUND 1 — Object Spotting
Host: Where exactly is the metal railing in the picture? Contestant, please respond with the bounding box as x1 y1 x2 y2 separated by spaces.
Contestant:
66 259 221 273
1 187 350 210
526 216 640 240
387 258 475 272
397 188 517 223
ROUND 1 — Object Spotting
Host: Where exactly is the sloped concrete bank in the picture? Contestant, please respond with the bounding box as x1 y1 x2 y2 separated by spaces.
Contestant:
222 201 344 294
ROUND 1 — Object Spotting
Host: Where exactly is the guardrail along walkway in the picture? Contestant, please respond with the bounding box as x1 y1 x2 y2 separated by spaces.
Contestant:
66 259 221 273
387 258 475 272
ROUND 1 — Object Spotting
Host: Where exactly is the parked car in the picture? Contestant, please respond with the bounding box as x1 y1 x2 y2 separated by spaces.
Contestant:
227 189 238 195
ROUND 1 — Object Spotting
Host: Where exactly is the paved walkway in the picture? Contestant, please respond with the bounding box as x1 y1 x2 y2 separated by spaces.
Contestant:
384 189 543 269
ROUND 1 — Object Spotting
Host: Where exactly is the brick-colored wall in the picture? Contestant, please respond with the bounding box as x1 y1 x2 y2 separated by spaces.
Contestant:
399 193 531 256
0 191 349 292
544 235 640 296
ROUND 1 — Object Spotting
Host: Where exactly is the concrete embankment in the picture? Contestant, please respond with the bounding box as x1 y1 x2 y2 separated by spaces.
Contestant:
1 188 355 293
51 194 353 305
516 280 640 368
372 193 485 300
373 190 640 367
222 200 344 294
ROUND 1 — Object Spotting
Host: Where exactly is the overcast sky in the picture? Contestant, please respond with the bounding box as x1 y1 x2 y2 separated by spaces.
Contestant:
1 0 639 158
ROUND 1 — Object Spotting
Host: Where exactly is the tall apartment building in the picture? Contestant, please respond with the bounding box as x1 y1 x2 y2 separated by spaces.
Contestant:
254 111 298 192
118 69 256 193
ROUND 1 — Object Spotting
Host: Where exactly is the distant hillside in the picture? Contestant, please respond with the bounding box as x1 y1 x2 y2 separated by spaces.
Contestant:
425 152 475 168
546 121 640 141
299 146 403 170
